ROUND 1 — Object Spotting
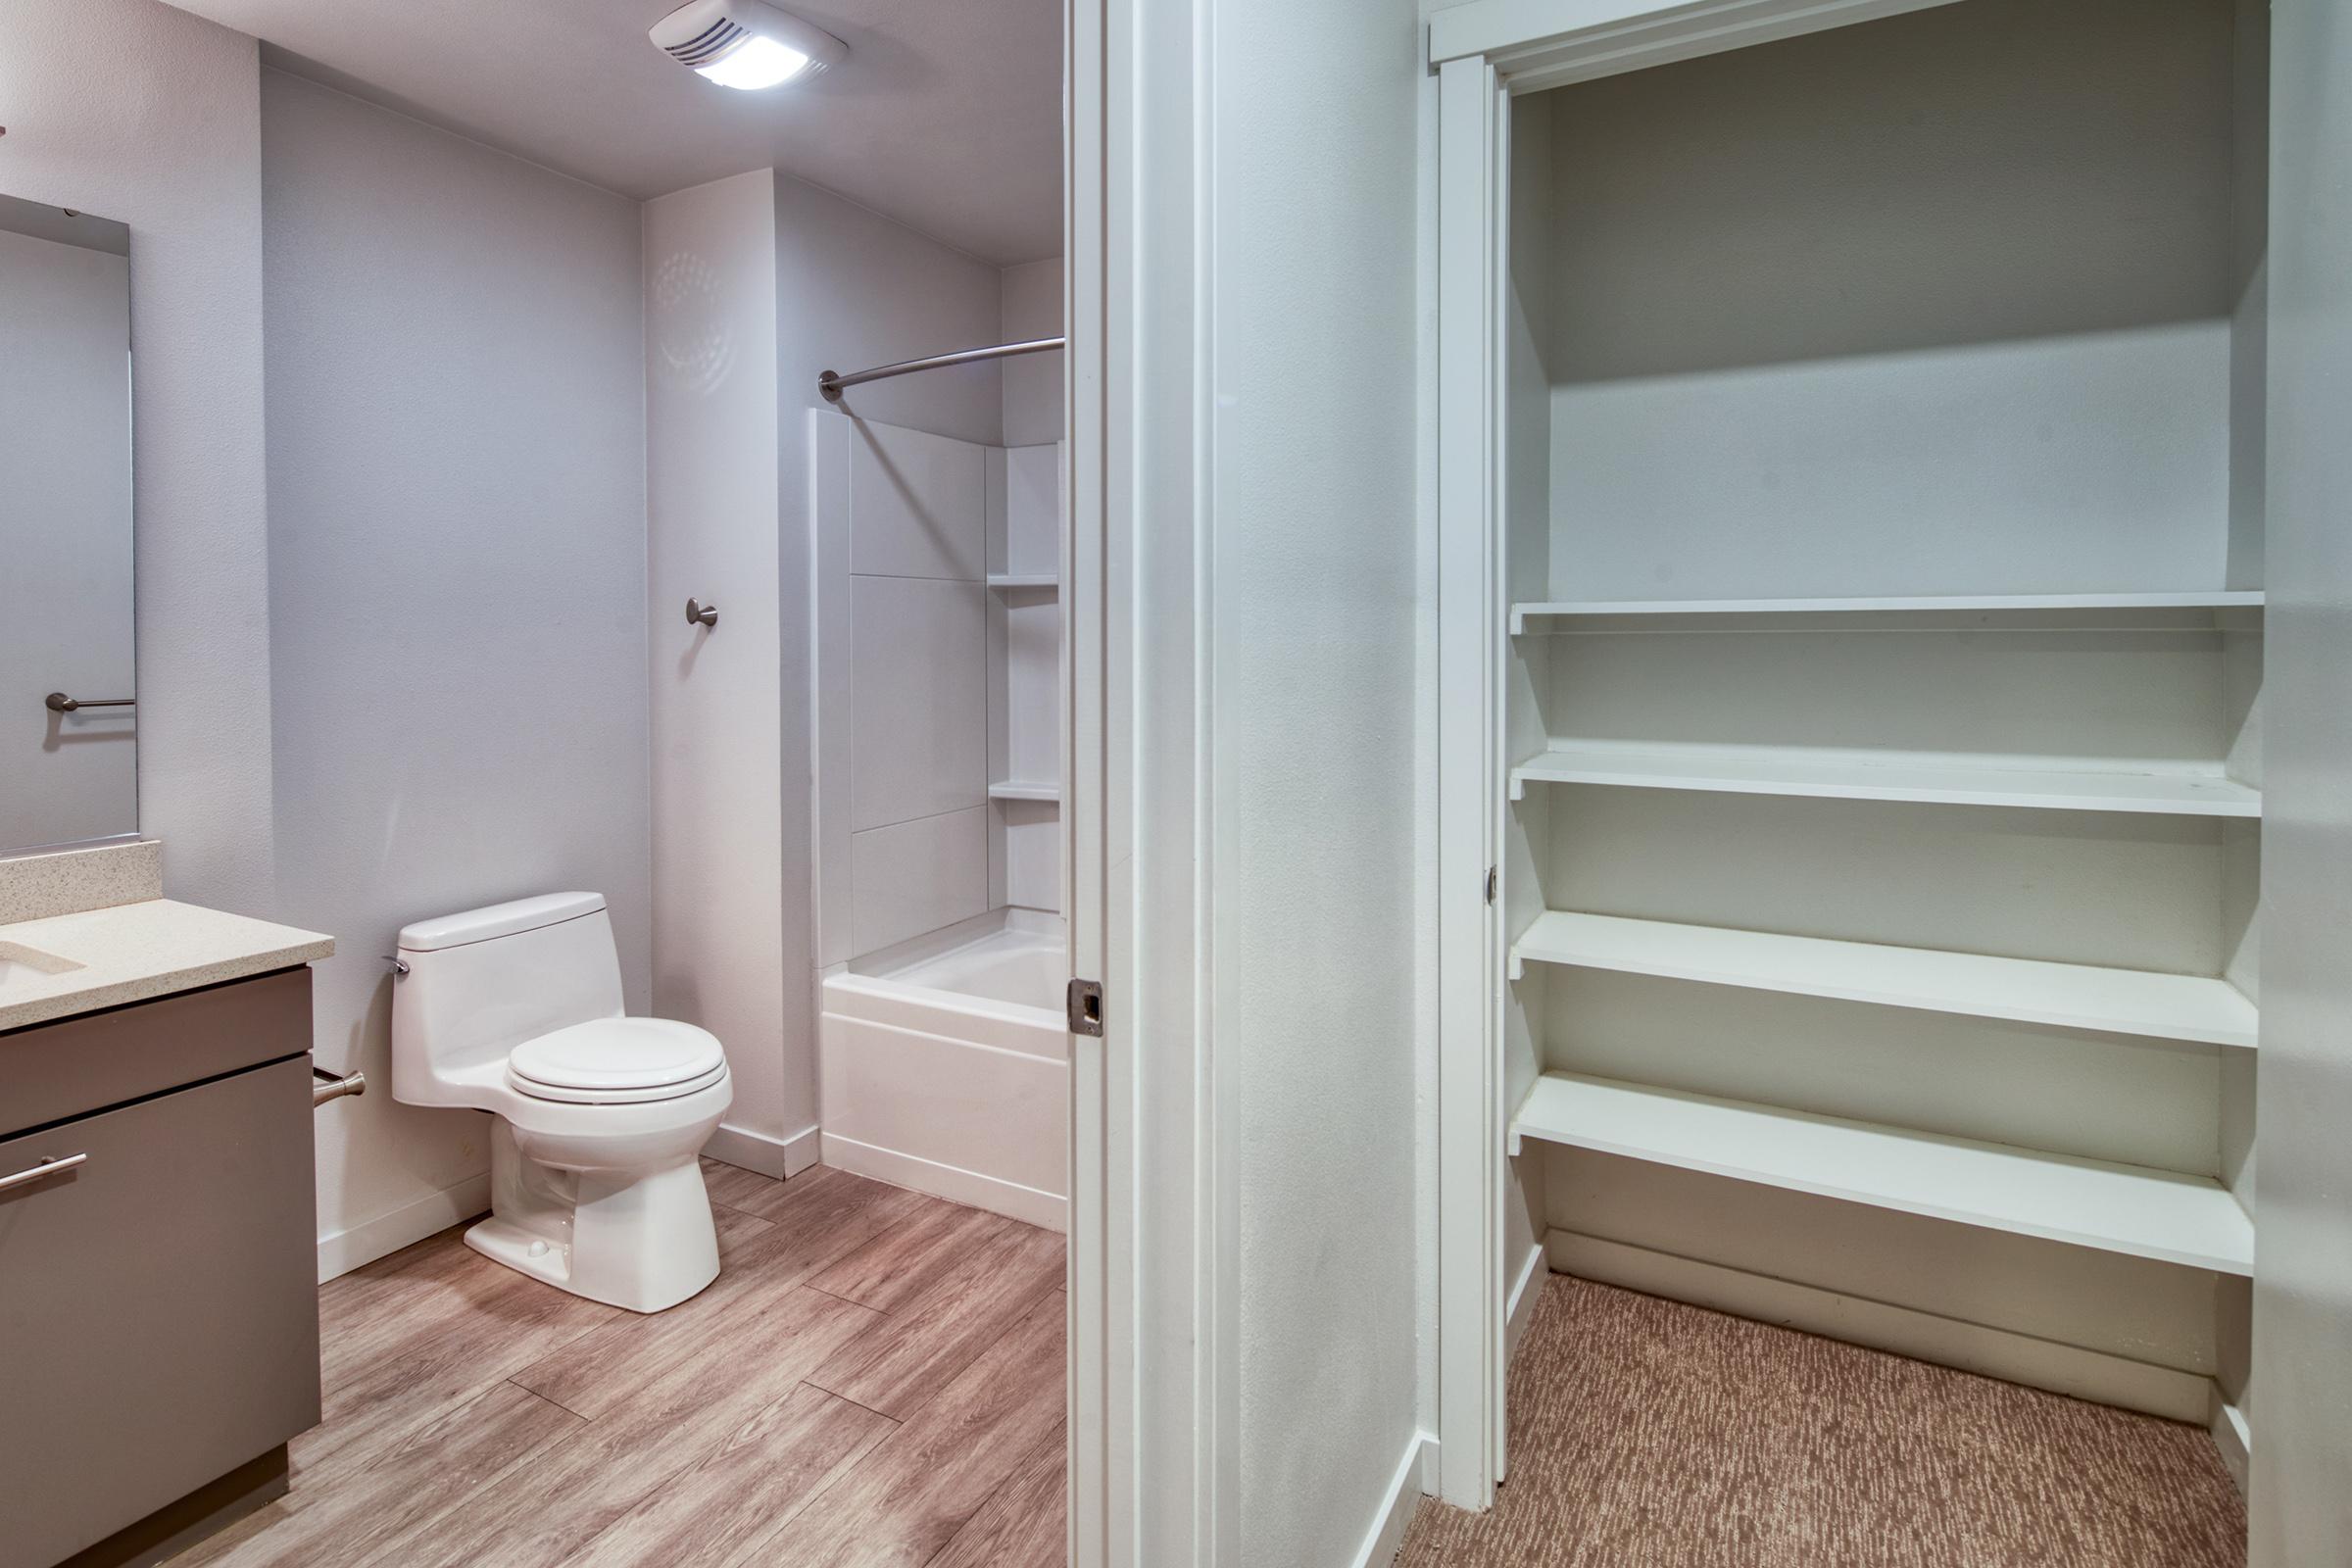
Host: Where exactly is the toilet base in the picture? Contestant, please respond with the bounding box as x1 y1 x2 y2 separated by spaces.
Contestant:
467 1119 722 1313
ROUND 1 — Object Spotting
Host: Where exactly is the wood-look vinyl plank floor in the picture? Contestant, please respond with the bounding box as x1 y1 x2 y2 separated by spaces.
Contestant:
172 1381 583 1568
750 1289 1069 1567
808 1216 1066 1419
807 1200 1016 1315
364 1286 884 1568
926 1422 1070 1568
174 1163 1066 1568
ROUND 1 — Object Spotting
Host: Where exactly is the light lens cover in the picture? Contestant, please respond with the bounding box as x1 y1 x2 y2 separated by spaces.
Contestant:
697 35 811 90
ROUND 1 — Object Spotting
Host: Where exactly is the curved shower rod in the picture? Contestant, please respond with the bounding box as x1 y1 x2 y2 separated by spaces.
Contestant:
817 335 1065 404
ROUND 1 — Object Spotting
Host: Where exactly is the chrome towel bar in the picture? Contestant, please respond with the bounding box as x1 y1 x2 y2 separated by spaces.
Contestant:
45 692 134 713
818 335 1065 403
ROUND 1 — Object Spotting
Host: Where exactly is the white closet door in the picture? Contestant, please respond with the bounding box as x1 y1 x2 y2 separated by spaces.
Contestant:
2248 3 2352 1561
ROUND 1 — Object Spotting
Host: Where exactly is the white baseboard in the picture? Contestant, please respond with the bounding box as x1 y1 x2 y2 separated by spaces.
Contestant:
1349 1432 1434 1568
2209 1392 2250 1494
704 1120 821 1180
1505 1242 1546 1361
820 1131 1066 1232
316 1172 492 1283
1548 1229 2213 1424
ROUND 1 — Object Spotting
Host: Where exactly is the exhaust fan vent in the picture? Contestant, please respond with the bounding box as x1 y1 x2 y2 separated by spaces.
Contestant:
649 0 848 90
662 18 749 67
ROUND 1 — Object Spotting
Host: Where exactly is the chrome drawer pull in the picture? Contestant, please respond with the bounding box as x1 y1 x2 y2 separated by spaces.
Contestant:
0 1153 88 1194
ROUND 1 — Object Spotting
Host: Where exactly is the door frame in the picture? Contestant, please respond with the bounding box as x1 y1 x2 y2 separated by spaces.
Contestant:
1066 0 1236 1561
1427 0 1991 1513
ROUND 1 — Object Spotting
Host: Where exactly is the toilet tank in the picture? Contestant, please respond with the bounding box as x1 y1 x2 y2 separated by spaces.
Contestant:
392 892 624 1102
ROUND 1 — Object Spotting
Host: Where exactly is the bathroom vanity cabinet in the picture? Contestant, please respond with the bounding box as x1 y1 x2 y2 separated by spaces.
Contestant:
0 968 319 1568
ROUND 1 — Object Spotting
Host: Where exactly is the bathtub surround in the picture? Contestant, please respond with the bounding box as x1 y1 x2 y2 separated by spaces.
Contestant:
806 408 1071 1224
820 909 1070 1228
1001 257 1064 445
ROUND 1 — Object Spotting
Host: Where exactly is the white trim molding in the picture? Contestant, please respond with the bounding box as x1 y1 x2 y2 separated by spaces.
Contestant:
1435 46 1509 1513
703 1119 820 1181
1549 1230 2217 1423
1428 0 1966 91
1350 1434 1437 1568
316 1171 492 1283
2210 1393 2250 1495
818 1131 1066 1233
1505 1242 1547 1361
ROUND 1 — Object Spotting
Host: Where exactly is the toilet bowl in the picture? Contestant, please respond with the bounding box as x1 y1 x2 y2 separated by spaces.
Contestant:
390 892 731 1313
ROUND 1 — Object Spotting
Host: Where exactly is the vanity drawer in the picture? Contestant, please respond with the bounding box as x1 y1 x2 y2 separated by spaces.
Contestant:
0 1055 319 1568
0 968 311 1136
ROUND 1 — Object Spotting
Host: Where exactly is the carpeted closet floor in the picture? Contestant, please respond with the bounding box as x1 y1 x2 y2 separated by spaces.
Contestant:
1397 1275 2245 1568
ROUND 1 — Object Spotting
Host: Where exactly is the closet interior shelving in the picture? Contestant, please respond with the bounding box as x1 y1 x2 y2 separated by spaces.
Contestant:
1482 0 2268 1446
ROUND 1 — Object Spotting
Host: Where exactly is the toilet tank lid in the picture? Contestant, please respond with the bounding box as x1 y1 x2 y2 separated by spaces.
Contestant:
397 892 607 953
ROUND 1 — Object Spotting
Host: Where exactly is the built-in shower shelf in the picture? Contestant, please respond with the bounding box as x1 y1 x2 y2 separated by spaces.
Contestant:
988 781 1060 804
988 574 1059 593
1510 911 2257 1048
1510 1072 2255 1275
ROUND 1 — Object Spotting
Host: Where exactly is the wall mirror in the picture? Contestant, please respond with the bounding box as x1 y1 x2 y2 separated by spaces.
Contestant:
2 191 136 856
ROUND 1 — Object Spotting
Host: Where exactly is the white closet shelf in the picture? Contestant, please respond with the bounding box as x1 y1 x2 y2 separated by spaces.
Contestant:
1511 910 2257 1049
1510 1072 2254 1276
988 574 1059 592
988 780 1060 803
1510 590 2265 634
1508 742 2263 817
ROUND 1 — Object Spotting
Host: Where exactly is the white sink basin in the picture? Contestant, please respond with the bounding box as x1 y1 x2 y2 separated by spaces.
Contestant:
0 941 85 991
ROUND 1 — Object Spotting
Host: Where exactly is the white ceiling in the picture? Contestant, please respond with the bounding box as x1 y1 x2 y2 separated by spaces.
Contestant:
164 0 1062 266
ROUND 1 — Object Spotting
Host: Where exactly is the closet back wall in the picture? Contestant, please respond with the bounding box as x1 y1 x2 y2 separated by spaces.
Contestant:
1543 0 2242 599
262 69 652 1276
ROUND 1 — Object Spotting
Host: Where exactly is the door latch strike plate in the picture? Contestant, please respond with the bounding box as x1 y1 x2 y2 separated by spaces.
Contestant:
1067 977 1105 1037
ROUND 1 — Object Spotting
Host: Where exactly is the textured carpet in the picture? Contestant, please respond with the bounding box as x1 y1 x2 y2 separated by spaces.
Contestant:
1397 1276 2245 1568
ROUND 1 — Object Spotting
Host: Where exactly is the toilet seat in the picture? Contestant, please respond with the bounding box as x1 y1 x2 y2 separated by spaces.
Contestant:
508 1017 728 1104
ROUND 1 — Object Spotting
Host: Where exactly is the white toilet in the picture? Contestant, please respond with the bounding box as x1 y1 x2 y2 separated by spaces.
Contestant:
390 891 732 1313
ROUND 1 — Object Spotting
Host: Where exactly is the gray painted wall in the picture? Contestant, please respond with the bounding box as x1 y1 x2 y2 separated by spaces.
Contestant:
1212 0 1426 1559
645 172 791 1153
0 0 274 911
260 70 650 1257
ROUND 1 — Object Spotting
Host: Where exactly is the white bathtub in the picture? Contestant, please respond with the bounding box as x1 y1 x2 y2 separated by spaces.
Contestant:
818 908 1069 1231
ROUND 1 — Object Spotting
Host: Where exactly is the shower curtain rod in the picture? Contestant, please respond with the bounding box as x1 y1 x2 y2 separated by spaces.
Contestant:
817 335 1066 403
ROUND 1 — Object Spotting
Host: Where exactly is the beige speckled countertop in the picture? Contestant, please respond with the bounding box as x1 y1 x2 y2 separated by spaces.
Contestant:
0 899 334 1032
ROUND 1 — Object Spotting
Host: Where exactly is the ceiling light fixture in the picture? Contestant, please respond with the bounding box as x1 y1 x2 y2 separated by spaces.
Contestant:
649 0 847 91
